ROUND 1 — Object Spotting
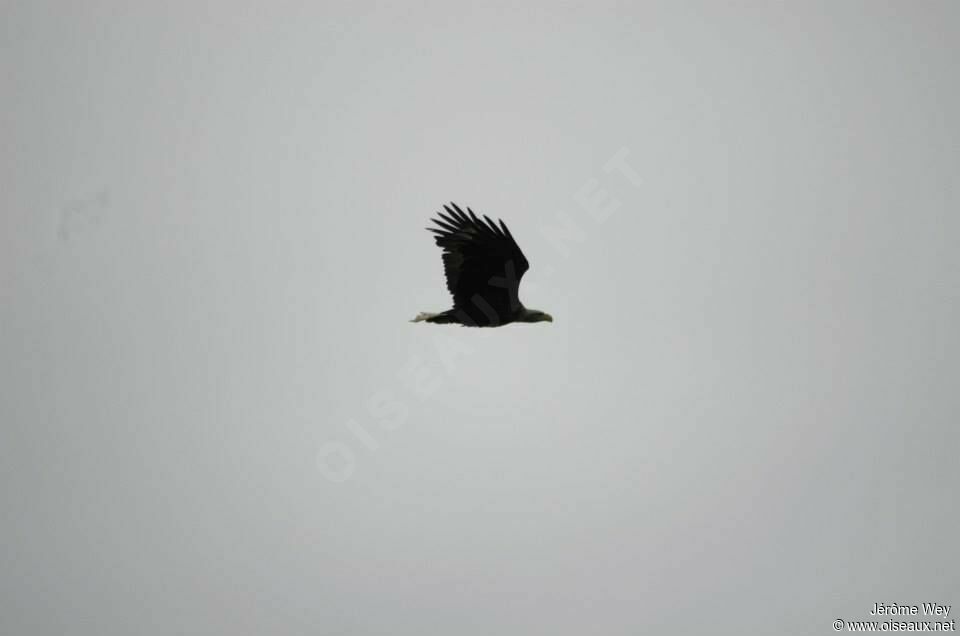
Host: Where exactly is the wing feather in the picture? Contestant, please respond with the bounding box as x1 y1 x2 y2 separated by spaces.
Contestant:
427 202 530 318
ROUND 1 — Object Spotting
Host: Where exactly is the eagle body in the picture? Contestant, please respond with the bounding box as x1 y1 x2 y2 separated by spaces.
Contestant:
413 203 552 327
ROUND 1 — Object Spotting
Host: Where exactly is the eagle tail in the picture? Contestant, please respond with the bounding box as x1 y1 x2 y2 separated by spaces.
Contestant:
410 311 459 324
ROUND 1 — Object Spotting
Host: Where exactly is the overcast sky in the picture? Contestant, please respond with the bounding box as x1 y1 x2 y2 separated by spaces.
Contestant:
3 2 959 634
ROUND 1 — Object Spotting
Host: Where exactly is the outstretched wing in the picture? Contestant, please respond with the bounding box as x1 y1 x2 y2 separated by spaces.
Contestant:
428 203 530 321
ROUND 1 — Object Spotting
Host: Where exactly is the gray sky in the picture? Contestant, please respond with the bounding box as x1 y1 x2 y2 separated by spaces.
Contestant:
3 2 959 634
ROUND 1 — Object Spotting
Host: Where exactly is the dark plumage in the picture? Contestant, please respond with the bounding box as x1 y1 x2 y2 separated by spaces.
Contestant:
412 203 553 327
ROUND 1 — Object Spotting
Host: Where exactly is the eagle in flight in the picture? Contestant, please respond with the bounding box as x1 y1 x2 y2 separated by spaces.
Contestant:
412 203 553 327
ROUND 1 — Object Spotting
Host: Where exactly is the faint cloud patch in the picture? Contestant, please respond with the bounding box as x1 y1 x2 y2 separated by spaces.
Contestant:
57 188 111 241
